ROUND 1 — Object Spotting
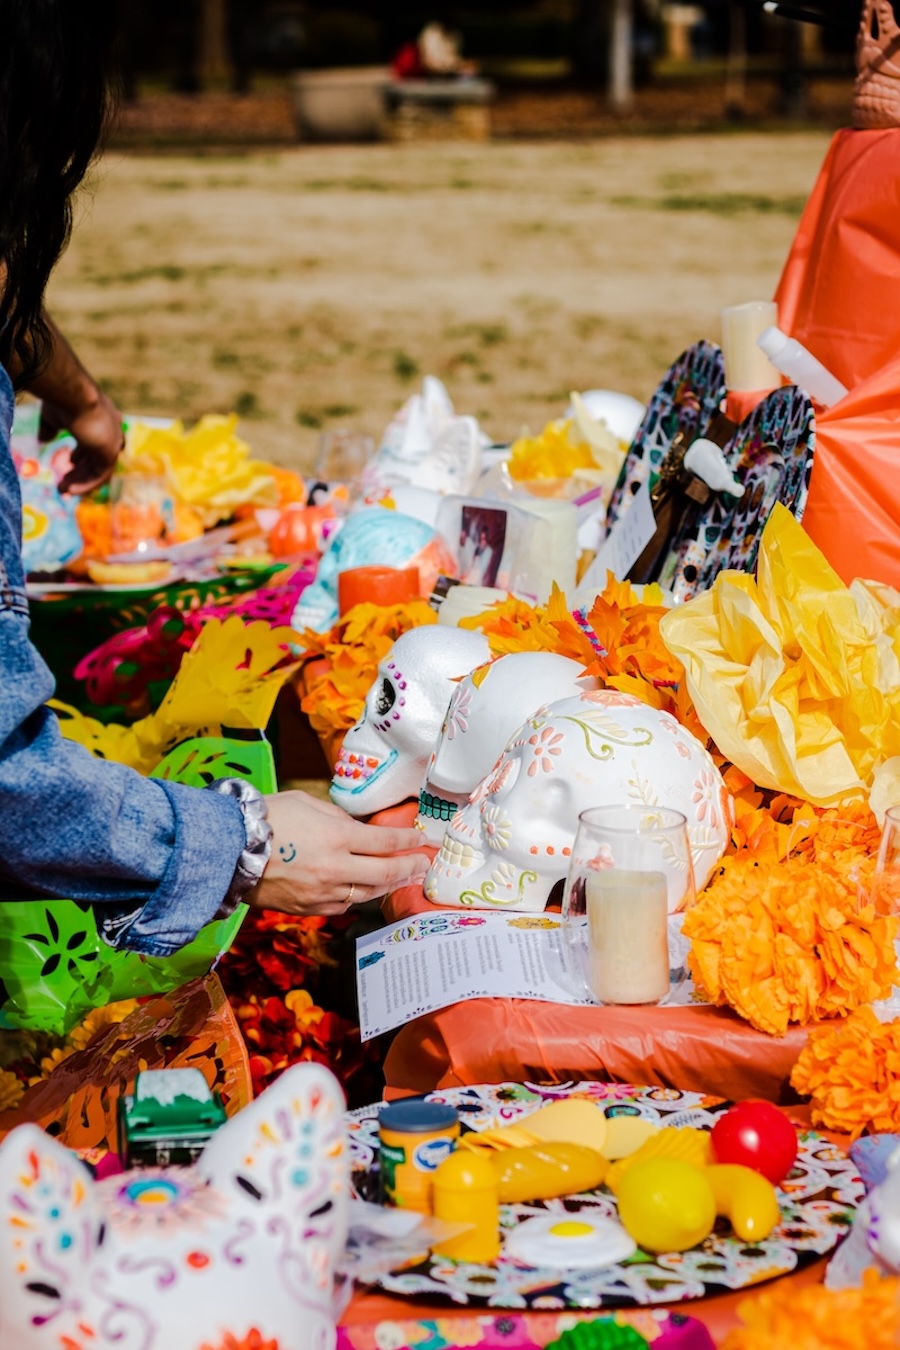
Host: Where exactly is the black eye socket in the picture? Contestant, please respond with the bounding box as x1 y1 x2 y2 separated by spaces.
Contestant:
375 678 396 717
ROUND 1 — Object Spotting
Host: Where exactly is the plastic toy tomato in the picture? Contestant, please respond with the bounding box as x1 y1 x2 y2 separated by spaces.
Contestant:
710 1100 798 1185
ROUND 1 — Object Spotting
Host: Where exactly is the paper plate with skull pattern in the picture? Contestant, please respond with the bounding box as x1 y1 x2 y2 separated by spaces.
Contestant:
348 1081 861 1311
605 341 727 532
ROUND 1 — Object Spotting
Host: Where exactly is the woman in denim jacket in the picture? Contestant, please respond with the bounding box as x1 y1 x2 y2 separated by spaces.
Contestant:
0 0 427 958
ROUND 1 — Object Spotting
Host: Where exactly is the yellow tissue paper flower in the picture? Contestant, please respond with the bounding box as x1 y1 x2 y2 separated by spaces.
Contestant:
660 504 900 806
53 615 300 773
122 415 279 526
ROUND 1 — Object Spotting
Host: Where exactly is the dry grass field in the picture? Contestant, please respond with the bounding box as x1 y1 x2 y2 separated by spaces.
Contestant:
48 129 834 471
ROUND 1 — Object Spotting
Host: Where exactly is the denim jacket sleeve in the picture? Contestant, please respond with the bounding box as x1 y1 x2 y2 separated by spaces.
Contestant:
0 370 248 957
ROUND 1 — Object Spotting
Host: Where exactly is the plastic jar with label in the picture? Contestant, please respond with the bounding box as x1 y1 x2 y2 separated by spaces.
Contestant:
378 1100 460 1212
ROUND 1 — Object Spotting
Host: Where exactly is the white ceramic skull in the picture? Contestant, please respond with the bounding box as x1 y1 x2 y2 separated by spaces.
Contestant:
425 688 730 912
416 651 597 843
827 1141 900 1289
331 625 490 816
0 1062 348 1350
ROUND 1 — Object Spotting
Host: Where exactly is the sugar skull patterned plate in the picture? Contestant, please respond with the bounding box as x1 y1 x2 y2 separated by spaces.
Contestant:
348 1081 861 1311
658 385 815 604
605 341 727 532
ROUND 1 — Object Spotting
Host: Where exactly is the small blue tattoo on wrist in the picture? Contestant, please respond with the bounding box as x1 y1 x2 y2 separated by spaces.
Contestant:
279 842 297 863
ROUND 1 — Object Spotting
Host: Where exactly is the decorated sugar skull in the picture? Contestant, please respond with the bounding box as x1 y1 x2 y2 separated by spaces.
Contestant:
331 625 490 816
416 651 597 843
426 688 730 912
291 506 457 633
0 1062 348 1350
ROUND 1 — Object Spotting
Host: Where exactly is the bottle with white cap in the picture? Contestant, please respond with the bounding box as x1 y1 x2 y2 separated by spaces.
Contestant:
756 327 849 409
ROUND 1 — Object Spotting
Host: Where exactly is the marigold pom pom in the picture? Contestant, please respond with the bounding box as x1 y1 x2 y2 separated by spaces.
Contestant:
721 1267 900 1350
791 1007 900 1139
684 801 898 1036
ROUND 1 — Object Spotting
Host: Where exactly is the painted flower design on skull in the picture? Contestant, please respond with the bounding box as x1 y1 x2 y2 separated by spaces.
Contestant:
692 769 721 828
483 804 513 852
445 684 473 741
526 725 565 776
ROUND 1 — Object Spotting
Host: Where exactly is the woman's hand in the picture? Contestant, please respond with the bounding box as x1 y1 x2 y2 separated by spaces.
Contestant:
247 790 430 917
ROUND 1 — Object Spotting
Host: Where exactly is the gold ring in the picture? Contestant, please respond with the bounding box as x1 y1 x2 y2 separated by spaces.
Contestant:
346 883 356 904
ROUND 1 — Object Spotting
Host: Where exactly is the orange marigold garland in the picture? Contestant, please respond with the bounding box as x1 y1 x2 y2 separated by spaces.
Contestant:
790 1007 900 1139
299 599 437 741
721 1267 900 1350
684 799 898 1036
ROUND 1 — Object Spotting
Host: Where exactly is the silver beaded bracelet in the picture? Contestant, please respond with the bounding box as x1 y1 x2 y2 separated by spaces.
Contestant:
207 778 274 912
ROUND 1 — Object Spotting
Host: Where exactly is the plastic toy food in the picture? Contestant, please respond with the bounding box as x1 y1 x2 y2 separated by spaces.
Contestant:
615 1159 717 1253
491 1142 609 1204
522 1099 609 1152
710 1100 798 1185
504 1214 636 1270
602 1117 661 1160
432 1151 500 1263
705 1163 781 1242
606 1127 712 1193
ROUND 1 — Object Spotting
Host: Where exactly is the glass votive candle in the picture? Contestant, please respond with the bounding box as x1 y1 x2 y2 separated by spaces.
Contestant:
562 804 696 1006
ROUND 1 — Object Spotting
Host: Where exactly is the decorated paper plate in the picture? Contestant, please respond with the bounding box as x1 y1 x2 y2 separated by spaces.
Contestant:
348 1081 861 1311
605 341 727 532
658 385 815 604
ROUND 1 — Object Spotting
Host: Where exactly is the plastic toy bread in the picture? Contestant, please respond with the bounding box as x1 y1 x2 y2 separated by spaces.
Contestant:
492 1142 609 1204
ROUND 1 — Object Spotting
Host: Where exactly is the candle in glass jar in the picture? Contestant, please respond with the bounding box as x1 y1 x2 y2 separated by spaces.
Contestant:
586 869 669 1005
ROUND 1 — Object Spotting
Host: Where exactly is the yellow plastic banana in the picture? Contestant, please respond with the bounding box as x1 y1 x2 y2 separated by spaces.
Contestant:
706 1163 781 1242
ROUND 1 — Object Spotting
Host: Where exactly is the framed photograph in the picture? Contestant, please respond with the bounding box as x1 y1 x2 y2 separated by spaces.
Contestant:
458 504 507 588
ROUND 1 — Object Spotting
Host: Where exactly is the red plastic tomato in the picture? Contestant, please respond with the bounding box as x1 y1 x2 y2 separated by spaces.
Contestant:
710 1100 798 1185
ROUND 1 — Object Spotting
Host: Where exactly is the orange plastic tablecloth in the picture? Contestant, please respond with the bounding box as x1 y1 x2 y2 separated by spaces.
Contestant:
381 879 812 1105
343 1106 841 1345
774 126 900 589
382 995 810 1106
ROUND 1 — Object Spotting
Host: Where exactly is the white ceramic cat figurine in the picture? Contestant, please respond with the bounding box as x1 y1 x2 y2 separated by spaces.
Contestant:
0 1061 348 1350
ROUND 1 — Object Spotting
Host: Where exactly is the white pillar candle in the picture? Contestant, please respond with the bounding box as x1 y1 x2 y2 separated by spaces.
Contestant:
586 869 670 1005
720 301 781 393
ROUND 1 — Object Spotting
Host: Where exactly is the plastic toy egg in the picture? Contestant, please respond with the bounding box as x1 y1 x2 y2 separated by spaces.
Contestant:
504 1215 636 1270
616 1159 716 1253
492 1142 608 1204
525 1099 609 1153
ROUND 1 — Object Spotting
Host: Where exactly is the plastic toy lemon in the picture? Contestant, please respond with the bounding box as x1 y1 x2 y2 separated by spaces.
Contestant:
525 1099 609 1153
492 1142 609 1204
616 1159 716 1253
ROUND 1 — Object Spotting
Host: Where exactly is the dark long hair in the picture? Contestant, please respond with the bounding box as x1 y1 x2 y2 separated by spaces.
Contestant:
0 0 119 386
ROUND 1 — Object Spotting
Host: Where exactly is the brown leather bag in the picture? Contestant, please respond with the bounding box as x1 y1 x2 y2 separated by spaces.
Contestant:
854 0 900 128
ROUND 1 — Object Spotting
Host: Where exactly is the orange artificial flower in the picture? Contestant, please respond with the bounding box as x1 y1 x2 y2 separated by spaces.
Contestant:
791 1007 900 1139
74 498 112 561
684 800 897 1036
299 599 436 739
722 1267 900 1350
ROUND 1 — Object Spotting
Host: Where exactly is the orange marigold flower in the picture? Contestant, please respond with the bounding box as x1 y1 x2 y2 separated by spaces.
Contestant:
791 1007 900 1139
721 1267 900 1350
684 801 897 1036
300 600 437 739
